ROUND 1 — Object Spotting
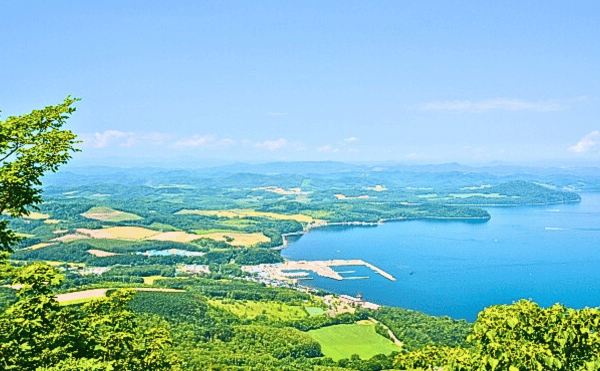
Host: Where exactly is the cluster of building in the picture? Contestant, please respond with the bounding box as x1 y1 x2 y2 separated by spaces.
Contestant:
336 294 381 310
178 264 210 275
242 263 382 313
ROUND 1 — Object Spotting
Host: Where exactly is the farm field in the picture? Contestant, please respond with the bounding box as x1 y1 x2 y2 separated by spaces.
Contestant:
201 232 270 246
176 208 318 223
307 323 401 361
24 242 55 250
147 231 203 243
208 299 308 321
142 276 165 285
87 249 120 257
23 211 50 220
147 222 180 232
77 227 160 240
304 306 326 316
51 226 268 247
56 288 187 304
81 206 143 222
63 238 140 251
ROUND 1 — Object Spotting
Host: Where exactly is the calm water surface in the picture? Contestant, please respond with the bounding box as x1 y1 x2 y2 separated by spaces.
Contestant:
281 193 600 321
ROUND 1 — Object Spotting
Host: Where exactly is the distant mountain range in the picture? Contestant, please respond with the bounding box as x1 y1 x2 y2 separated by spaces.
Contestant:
60 160 600 176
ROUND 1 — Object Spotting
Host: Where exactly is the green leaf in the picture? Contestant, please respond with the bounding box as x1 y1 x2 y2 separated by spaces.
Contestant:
489 358 499 370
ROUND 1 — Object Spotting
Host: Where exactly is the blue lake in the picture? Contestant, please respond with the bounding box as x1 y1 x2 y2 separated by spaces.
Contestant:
281 193 600 321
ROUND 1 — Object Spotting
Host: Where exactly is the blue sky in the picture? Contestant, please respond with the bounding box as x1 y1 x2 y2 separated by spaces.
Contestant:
1 1 599 166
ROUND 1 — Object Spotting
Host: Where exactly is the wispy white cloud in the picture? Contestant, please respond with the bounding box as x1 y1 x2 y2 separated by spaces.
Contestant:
317 144 339 153
406 152 424 159
419 98 566 112
174 135 216 147
569 130 600 153
81 130 235 149
82 130 134 148
81 130 178 148
255 138 288 151
339 137 358 146
174 135 237 148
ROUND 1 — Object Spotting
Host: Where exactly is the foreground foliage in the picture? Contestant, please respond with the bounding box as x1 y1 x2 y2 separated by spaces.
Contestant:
0 260 180 370
0 98 179 370
395 299 600 371
371 306 472 351
0 97 79 252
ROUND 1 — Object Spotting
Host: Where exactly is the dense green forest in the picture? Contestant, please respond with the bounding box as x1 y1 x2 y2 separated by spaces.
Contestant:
4 267 597 370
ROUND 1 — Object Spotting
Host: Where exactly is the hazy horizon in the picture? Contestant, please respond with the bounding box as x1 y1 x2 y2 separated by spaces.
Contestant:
60 156 600 172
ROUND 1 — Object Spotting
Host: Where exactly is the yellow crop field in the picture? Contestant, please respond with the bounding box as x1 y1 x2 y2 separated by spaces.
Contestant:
87 249 120 257
23 242 55 250
24 211 49 219
51 233 88 243
53 226 264 246
147 231 202 243
176 208 317 223
143 276 165 285
46 224 268 247
77 227 160 240
202 232 270 247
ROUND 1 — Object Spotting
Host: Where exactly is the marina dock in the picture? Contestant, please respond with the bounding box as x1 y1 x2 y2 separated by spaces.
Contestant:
271 259 396 281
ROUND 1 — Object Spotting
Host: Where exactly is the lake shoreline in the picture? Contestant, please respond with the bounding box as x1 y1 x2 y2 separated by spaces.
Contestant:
272 215 492 251
277 193 600 321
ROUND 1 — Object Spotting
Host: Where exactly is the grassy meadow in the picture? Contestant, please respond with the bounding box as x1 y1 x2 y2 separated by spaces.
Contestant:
308 322 401 361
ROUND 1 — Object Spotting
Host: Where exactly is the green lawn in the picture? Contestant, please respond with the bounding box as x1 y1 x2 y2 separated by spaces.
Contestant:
148 222 180 232
308 323 401 361
305 306 326 316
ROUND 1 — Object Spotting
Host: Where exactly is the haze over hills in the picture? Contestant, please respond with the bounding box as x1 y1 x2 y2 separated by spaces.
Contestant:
48 161 600 194
59 160 600 175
